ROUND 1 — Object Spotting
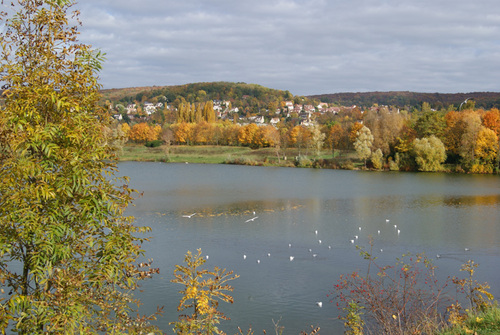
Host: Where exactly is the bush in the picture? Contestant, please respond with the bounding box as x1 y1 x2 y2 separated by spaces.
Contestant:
295 156 313 168
340 159 355 170
145 140 163 147
371 148 384 170
333 240 497 335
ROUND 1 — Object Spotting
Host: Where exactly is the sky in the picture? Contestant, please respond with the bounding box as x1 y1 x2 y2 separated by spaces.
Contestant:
74 0 500 96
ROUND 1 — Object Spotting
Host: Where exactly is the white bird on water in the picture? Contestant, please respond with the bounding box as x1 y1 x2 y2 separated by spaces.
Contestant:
257 259 260 264
243 254 247 260
386 219 390 222
315 230 318 235
289 256 294 261
316 302 323 308
182 213 197 218
245 216 258 222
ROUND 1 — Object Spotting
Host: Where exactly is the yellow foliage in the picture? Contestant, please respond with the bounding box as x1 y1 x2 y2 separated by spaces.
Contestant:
128 122 159 143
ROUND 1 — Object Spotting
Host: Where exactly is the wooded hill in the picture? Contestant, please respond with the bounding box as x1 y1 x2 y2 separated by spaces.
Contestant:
308 91 500 110
100 82 500 110
100 82 297 114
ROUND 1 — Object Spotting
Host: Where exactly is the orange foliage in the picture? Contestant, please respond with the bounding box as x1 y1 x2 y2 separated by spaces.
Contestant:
172 122 195 144
482 108 500 136
128 122 161 143
349 122 364 143
238 124 258 146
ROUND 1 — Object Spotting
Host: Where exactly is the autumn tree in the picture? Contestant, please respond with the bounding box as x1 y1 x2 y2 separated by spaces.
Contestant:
471 127 499 173
203 100 216 123
128 122 161 143
354 126 373 168
371 148 384 170
220 121 240 146
171 249 238 335
459 112 482 170
309 125 326 156
172 122 195 145
161 126 175 161
327 123 348 157
349 122 364 145
252 125 277 148
238 123 258 147
482 108 500 136
443 110 466 162
413 136 447 172
0 0 158 333
363 107 405 155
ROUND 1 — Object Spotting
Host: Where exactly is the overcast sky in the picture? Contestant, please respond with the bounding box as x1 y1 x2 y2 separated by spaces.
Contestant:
75 0 500 96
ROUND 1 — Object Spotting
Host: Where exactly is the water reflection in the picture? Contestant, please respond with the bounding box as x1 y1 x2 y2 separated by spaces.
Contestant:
117 163 500 334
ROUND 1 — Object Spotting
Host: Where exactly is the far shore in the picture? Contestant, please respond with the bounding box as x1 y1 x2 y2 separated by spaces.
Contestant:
118 143 361 169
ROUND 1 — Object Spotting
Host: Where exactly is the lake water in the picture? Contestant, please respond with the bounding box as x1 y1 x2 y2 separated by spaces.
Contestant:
117 162 500 334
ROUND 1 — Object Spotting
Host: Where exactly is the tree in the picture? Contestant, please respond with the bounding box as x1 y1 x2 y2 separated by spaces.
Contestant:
363 107 405 155
415 110 445 139
128 122 161 143
482 108 500 136
354 126 373 168
459 112 482 170
310 125 326 156
173 122 195 145
472 127 498 173
413 136 447 172
203 100 216 123
371 148 384 170
238 123 258 147
171 249 238 335
0 1 158 333
327 123 345 157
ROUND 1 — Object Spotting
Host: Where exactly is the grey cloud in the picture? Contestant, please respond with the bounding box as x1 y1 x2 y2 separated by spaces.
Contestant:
75 0 500 95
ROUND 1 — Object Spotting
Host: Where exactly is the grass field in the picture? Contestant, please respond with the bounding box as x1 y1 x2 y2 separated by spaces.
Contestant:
119 144 358 168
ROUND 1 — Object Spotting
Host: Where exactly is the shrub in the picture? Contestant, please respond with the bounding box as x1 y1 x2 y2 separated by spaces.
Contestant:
171 249 238 335
333 240 452 334
333 240 498 335
340 159 355 170
371 148 384 170
295 155 313 168
145 140 163 147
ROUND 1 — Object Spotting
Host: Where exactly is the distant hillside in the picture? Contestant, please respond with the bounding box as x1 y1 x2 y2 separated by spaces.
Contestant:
100 83 500 110
308 91 500 110
100 81 296 107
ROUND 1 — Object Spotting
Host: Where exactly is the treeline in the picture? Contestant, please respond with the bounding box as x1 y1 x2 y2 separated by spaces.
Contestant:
116 102 500 174
309 91 500 110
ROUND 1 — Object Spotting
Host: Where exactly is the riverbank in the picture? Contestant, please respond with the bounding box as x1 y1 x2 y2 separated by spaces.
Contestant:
118 144 360 169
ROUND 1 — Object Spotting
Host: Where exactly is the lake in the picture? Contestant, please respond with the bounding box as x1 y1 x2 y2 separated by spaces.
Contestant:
117 162 500 334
